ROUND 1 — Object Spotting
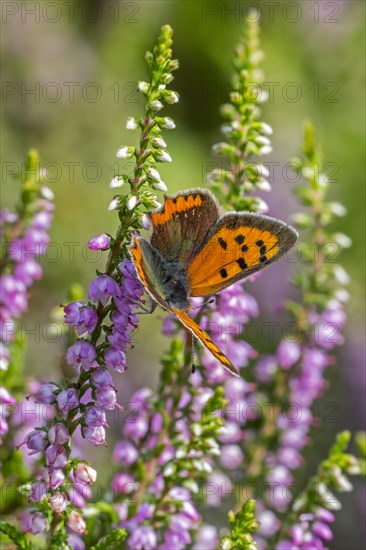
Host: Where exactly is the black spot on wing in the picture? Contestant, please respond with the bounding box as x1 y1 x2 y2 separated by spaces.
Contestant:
218 237 227 250
237 258 248 270
220 268 228 278
241 244 248 252
235 234 245 245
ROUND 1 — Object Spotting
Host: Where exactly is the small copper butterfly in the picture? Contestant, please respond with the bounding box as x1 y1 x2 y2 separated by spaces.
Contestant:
130 188 298 376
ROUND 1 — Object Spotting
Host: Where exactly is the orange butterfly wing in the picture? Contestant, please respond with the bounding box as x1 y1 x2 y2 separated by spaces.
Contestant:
187 212 298 296
171 307 240 377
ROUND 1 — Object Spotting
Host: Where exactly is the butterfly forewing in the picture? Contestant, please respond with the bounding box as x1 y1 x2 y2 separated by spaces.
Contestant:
187 212 298 297
150 189 219 263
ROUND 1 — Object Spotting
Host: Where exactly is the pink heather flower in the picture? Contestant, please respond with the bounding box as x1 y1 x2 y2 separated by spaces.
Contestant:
14 259 42 287
88 274 120 305
68 510 87 535
104 347 127 372
193 525 219 550
48 423 70 445
277 340 301 369
49 492 68 513
24 429 47 455
220 444 244 469
29 481 47 502
32 210 53 229
46 445 68 468
96 386 118 410
92 368 113 388
67 534 85 550
84 425 106 446
56 388 79 414
34 383 58 404
66 341 96 370
312 521 333 541
113 441 138 465
47 468 66 490
88 234 111 250
22 511 47 534
64 302 98 336
112 472 135 495
73 463 97 485
0 386 17 406
84 405 108 427
128 526 157 550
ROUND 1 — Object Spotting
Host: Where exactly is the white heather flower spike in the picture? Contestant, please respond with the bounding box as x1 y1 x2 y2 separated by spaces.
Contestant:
258 145 273 155
126 117 139 130
160 117 175 129
152 181 168 192
116 147 128 159
260 122 273 135
127 195 137 211
110 176 123 188
255 136 271 146
156 151 172 163
150 100 163 111
108 198 119 211
146 167 162 182
138 81 149 93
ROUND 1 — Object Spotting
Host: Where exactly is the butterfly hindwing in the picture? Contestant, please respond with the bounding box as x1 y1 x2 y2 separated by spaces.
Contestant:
187 212 298 297
129 235 171 311
171 307 240 377
150 188 219 263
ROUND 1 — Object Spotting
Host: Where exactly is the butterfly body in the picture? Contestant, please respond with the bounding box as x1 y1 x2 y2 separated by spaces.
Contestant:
130 188 298 377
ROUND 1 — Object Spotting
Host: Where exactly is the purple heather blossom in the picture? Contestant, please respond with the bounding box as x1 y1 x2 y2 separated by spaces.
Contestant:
128 526 157 550
112 472 136 494
193 525 219 550
34 383 58 404
46 468 66 490
277 340 302 369
56 388 79 414
92 368 113 388
14 259 42 287
84 405 108 427
48 423 70 445
49 492 68 513
113 441 139 465
73 463 97 485
68 510 87 535
220 444 244 469
66 340 97 371
88 233 112 250
29 481 48 502
64 302 98 336
84 425 107 446
22 510 47 534
24 430 47 455
88 274 120 305
104 346 127 372
96 385 118 410
46 445 68 468
67 534 85 550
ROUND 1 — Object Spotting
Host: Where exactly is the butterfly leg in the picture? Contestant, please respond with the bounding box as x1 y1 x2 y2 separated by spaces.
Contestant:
126 295 157 315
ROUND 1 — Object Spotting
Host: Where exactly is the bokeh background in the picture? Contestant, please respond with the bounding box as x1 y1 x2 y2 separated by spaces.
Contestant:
2 1 365 547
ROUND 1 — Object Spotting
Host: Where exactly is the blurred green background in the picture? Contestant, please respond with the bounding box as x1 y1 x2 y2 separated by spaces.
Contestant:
2 1 365 547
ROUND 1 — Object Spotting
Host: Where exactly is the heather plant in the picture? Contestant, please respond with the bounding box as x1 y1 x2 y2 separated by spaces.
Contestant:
0 20 364 550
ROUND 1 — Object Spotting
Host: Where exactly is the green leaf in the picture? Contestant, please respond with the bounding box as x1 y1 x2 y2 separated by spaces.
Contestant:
90 529 127 550
0 522 33 549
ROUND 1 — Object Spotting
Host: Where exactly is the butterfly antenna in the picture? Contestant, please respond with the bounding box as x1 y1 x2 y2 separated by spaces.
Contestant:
192 298 215 310
191 337 196 374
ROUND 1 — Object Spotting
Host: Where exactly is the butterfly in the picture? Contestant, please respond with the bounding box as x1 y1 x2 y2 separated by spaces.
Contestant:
129 188 298 377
